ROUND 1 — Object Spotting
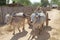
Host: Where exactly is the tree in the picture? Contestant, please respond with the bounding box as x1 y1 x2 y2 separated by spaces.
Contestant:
32 2 41 6
6 0 10 4
51 0 58 4
57 0 60 6
51 0 60 6
13 0 31 6
58 2 60 6
0 0 6 6
41 0 49 7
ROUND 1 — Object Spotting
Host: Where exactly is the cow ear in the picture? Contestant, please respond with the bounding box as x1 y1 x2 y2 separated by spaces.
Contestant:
23 14 26 17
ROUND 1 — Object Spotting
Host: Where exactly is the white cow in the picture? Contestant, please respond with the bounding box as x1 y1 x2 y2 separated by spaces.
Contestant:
30 11 46 38
28 11 46 40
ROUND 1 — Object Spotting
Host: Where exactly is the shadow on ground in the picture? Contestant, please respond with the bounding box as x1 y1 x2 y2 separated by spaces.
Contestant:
10 30 28 40
0 23 6 27
28 26 52 40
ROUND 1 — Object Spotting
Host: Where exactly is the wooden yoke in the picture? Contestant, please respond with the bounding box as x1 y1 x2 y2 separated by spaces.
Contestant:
34 6 40 12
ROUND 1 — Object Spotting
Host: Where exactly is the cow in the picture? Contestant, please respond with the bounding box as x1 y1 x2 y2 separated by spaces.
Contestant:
5 12 26 35
28 8 46 40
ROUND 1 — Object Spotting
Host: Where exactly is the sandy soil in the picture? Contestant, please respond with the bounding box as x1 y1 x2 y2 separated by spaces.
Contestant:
0 9 60 40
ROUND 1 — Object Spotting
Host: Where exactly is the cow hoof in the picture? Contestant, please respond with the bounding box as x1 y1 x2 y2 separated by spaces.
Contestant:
13 33 15 35
19 30 20 32
31 35 35 40
22 28 25 31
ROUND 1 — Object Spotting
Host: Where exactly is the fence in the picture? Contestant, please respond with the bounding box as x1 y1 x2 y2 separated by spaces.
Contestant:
0 6 36 24
0 5 51 24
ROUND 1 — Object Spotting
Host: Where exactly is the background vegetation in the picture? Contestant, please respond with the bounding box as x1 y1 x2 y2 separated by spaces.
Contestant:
0 0 60 6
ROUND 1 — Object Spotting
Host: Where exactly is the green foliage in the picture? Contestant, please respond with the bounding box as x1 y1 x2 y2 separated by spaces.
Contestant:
32 2 41 6
51 0 60 6
51 0 58 4
41 0 49 7
0 0 6 6
13 0 31 6
57 0 60 6
57 2 60 6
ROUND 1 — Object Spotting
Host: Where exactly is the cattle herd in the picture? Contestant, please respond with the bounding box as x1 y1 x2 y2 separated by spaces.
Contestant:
4 6 50 39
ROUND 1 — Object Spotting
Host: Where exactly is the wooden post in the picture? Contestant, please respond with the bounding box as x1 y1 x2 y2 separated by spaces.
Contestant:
46 13 48 27
1 6 4 24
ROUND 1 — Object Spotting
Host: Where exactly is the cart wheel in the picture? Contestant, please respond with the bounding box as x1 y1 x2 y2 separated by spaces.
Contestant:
46 13 48 27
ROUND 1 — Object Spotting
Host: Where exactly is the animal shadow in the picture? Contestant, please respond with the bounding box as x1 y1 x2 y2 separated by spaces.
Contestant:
28 26 52 40
10 30 28 40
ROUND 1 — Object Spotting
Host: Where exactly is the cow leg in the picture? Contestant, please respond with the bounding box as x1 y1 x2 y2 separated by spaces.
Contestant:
31 35 35 40
38 25 43 35
28 35 31 40
42 23 44 28
38 28 41 35
23 26 25 31
29 23 32 26
39 28 43 35
13 26 15 35
42 23 44 31
18 25 21 32
22 21 25 31
27 18 32 27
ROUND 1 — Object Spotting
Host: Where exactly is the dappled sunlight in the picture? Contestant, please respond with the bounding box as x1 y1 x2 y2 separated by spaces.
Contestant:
0 9 60 40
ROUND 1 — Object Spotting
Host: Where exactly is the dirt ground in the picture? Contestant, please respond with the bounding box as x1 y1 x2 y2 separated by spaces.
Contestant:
0 9 60 40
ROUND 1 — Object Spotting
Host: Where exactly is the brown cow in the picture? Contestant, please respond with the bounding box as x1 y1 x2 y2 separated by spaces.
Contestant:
8 13 26 35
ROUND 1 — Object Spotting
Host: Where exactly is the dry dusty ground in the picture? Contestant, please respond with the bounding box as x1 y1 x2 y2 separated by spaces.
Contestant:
0 9 60 40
